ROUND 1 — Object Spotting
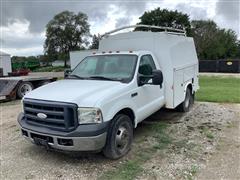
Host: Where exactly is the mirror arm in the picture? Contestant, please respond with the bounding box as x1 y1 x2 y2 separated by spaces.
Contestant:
139 75 154 78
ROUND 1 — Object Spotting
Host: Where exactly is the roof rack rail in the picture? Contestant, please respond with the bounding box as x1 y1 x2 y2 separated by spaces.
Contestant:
102 24 186 38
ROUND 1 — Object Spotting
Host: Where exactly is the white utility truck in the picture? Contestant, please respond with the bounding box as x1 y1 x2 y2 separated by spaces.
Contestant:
18 25 199 159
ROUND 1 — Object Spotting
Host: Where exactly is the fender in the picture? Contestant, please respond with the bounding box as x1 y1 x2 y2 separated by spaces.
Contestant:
100 98 138 128
184 80 193 96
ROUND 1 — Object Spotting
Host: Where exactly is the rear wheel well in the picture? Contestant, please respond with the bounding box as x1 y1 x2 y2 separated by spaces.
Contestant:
115 108 135 127
187 83 193 94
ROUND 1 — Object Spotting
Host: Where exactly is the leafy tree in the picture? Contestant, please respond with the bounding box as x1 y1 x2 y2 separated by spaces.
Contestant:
136 8 191 35
191 20 239 59
44 11 90 67
236 42 240 58
90 34 101 49
38 55 51 66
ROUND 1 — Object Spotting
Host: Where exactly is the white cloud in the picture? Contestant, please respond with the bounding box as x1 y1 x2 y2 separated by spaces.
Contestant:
0 0 239 56
0 19 45 56
215 0 239 38
90 4 141 35
0 46 43 57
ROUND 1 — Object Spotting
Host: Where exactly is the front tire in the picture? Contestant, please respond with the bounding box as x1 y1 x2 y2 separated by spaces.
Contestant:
177 88 193 112
103 114 133 159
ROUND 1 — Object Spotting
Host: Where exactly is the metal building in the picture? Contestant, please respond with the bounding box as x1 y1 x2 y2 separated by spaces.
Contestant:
0 51 12 76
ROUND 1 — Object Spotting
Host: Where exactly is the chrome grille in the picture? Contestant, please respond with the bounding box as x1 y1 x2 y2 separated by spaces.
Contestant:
23 99 78 132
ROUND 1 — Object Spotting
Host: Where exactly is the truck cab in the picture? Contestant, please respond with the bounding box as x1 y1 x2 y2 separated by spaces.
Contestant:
18 25 199 159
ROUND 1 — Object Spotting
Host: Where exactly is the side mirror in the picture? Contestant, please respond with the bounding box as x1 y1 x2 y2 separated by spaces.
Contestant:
64 69 72 78
152 70 163 87
138 64 153 86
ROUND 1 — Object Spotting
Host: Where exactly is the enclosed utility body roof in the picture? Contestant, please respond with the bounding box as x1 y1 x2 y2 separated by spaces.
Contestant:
99 31 199 108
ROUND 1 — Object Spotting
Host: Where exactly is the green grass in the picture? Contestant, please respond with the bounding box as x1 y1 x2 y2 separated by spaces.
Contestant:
202 127 214 139
196 76 240 103
100 160 143 180
99 122 171 180
151 123 173 150
185 165 199 180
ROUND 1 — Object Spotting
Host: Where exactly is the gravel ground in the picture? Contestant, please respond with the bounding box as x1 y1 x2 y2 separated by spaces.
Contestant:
0 101 239 179
136 103 240 180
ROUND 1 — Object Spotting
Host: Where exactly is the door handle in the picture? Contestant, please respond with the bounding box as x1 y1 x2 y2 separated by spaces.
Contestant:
131 92 138 97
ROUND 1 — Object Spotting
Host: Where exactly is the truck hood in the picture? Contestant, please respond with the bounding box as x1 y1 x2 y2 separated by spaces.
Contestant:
24 79 126 107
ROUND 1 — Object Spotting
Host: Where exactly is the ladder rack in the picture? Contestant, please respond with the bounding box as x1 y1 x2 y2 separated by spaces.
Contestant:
102 24 186 38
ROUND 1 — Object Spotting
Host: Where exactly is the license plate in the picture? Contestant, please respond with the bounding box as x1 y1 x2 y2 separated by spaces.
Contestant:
33 137 49 148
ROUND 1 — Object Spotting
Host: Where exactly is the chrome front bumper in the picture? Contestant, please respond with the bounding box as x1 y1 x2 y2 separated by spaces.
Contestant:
21 128 107 151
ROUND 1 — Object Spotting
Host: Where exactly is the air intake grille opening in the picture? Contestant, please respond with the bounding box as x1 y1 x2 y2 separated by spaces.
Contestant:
23 99 78 132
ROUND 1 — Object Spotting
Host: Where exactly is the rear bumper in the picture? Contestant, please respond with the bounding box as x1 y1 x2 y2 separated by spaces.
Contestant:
18 113 108 151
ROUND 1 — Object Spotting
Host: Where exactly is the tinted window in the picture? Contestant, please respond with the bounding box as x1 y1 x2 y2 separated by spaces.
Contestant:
138 55 156 75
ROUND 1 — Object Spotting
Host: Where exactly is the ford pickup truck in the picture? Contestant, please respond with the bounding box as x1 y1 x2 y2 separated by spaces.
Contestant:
18 25 199 159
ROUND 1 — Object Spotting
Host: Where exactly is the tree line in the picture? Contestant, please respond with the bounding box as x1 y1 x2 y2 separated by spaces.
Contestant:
13 8 240 68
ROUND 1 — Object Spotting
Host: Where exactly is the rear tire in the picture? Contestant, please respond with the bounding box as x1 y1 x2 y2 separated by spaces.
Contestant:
17 82 34 99
177 88 193 112
103 114 133 159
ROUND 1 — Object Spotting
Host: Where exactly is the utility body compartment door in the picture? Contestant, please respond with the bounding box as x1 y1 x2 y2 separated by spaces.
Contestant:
173 69 185 107
173 65 195 107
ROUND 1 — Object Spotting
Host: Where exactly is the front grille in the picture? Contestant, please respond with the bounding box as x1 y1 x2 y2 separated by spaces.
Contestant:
23 99 78 132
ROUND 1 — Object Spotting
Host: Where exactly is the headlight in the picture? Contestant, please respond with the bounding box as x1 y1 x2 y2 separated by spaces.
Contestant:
78 108 103 124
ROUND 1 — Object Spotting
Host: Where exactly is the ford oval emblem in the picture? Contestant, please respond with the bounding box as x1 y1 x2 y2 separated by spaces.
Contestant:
37 113 47 119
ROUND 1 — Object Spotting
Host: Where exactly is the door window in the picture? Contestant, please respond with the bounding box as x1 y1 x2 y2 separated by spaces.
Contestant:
138 55 156 75
138 55 156 83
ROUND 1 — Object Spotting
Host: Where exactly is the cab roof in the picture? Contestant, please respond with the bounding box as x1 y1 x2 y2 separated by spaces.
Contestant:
90 50 150 56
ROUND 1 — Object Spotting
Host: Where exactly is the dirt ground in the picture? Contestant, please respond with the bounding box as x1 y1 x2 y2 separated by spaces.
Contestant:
0 101 239 180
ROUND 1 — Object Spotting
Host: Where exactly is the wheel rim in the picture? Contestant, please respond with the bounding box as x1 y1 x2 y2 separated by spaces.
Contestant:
115 125 130 152
20 84 33 96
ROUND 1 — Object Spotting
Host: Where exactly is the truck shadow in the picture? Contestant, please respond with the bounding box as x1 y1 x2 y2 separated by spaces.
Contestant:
133 108 185 140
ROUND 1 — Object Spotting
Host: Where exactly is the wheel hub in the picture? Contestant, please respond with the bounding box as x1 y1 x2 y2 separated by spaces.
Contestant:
20 84 32 96
115 126 129 151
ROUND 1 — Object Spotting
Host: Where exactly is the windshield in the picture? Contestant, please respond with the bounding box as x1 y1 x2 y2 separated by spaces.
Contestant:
70 54 138 82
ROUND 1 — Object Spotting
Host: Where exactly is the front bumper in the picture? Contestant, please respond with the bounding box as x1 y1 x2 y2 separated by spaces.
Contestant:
21 128 107 151
18 113 108 151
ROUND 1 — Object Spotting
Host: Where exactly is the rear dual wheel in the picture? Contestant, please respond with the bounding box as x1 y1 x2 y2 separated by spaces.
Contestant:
177 88 194 112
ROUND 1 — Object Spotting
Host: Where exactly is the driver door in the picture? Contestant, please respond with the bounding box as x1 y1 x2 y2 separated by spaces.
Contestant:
134 54 164 122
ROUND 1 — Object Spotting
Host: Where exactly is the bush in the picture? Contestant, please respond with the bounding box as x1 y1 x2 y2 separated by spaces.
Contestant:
33 66 66 72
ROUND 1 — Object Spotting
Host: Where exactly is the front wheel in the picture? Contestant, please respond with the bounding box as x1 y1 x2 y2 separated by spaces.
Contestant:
103 114 133 159
177 88 194 112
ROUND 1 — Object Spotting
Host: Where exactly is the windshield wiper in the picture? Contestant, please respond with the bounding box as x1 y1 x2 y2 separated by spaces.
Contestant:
67 74 85 79
88 76 119 81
